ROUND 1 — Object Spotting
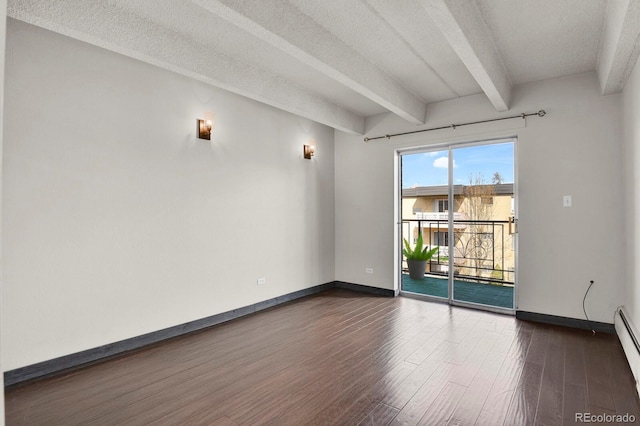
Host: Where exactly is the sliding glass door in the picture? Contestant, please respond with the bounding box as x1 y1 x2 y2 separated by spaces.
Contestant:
400 139 516 312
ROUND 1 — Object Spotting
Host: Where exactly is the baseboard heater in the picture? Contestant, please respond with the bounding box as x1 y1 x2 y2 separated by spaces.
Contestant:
615 306 640 396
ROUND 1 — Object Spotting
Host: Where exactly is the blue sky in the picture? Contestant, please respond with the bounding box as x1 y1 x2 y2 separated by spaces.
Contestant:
402 142 514 188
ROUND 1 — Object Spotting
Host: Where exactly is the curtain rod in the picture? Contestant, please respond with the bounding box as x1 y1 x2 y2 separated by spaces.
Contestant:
363 109 546 142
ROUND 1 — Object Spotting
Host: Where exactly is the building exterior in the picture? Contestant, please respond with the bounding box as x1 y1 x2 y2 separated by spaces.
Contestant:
402 184 515 284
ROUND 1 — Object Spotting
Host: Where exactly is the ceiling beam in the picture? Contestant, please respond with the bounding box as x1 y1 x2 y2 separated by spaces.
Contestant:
421 0 511 112
190 0 427 125
7 0 365 135
597 0 640 95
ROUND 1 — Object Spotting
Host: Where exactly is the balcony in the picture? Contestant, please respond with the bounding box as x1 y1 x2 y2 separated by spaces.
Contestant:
415 211 466 221
402 218 514 309
412 212 469 230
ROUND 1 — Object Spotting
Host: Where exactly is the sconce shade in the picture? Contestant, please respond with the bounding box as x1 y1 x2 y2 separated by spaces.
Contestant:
197 119 213 140
303 144 315 159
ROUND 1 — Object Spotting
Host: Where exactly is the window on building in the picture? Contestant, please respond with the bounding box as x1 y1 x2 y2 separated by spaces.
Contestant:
435 199 448 212
434 231 448 246
482 196 494 205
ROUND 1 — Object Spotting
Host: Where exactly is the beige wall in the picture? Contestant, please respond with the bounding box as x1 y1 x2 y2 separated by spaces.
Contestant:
402 195 450 216
403 191 513 220
456 193 513 221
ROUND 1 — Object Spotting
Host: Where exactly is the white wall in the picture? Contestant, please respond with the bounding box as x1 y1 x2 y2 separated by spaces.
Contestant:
622 54 640 330
335 72 624 323
2 20 335 371
0 1 7 423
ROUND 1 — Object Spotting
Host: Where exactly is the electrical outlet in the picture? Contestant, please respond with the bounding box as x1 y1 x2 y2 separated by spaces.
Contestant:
257 277 266 285
365 268 373 274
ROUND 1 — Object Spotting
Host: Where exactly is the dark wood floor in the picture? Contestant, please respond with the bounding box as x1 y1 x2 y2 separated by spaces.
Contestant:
5 289 640 425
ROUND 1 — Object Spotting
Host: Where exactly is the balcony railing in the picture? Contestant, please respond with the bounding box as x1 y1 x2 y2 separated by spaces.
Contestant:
415 211 466 221
402 218 515 285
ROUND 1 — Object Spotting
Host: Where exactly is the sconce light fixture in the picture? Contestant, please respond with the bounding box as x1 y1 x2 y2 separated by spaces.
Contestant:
303 144 315 159
197 119 213 140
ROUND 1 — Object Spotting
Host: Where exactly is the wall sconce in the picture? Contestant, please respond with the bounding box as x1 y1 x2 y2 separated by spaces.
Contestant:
197 119 213 140
303 144 315 159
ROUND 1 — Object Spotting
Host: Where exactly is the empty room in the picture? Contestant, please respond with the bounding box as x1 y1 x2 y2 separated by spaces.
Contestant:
1 0 640 425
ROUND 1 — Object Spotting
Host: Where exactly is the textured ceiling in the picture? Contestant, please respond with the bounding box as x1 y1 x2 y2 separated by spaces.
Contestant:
7 0 640 134
476 0 607 85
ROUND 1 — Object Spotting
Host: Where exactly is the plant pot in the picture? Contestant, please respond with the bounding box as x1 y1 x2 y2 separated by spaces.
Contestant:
407 260 427 280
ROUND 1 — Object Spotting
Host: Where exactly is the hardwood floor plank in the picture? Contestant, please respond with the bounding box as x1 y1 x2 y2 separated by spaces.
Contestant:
534 327 564 426
285 308 425 423
301 360 415 425
474 331 530 425
587 380 617 412
7 292 362 420
583 334 614 388
524 325 549 365
564 329 587 387
502 361 544 426
381 339 457 410
114 296 404 424
448 330 514 425
206 300 406 425
416 381 467 425
347 362 418 421
5 289 640 426
449 329 500 387
357 402 399 426
563 383 588 425
506 326 534 361
404 326 450 365
388 361 462 425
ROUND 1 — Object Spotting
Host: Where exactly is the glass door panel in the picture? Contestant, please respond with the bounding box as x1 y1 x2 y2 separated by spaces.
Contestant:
400 149 450 300
400 140 516 311
451 142 515 309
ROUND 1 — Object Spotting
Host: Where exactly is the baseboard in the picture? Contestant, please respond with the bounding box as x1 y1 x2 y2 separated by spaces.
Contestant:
516 310 615 333
4 282 335 387
5 281 394 386
334 281 396 297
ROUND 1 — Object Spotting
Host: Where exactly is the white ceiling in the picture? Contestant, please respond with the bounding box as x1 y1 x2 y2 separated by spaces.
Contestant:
7 0 640 135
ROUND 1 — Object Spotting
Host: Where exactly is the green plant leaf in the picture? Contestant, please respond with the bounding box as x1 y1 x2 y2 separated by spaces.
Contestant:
404 233 438 261
422 246 439 261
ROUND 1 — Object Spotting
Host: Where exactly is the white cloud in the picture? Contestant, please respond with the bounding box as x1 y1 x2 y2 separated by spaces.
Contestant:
433 156 456 168
424 151 441 157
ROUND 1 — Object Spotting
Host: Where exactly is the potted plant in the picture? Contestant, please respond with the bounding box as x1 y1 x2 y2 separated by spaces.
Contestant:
403 233 439 280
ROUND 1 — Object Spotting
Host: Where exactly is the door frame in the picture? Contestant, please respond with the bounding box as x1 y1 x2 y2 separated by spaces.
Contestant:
396 136 518 315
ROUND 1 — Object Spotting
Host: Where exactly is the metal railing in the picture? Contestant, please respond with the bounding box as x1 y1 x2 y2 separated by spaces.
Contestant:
415 212 466 221
402 218 515 285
